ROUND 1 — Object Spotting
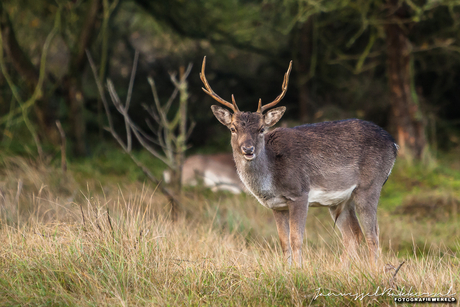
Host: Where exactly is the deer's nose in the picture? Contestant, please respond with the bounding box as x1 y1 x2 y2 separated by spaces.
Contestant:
241 146 254 154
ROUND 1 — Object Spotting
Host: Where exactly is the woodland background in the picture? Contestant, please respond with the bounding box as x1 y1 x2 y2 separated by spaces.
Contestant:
0 0 459 305
1 0 460 159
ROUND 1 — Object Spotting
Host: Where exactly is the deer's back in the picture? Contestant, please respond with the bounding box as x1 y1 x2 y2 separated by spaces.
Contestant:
264 119 397 195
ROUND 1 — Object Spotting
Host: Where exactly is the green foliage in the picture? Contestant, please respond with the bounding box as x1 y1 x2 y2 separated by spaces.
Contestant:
2 0 460 157
68 142 166 186
381 158 460 210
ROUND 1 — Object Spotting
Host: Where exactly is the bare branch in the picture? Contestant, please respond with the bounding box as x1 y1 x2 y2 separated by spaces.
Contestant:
127 153 181 211
0 3 39 87
86 50 127 152
163 87 179 114
182 62 193 81
148 77 172 127
169 71 179 87
186 121 196 140
125 50 139 151
106 80 126 113
142 103 161 125
145 118 159 136
389 261 406 288
106 80 172 167
0 9 60 160
55 120 67 173
156 126 167 150
126 50 139 109
74 0 102 71
169 63 193 89
88 50 183 217
134 122 170 149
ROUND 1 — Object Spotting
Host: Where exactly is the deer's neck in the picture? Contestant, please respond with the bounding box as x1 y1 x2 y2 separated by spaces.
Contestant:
233 148 273 197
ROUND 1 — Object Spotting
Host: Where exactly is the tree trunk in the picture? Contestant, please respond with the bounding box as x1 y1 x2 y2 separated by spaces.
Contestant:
0 3 59 145
65 76 87 156
294 18 314 122
384 2 427 160
65 0 101 156
169 165 181 220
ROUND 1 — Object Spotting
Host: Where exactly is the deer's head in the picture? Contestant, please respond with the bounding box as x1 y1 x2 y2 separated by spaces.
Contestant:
201 57 292 161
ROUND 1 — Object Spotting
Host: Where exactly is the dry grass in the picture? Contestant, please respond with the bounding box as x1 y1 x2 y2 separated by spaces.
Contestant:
0 157 459 306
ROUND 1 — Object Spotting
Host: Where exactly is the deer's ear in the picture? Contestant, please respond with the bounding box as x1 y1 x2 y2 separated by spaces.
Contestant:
211 105 233 126
264 106 286 127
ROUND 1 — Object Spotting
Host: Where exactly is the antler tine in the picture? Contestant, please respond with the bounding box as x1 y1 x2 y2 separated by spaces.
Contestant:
231 94 240 112
200 56 239 113
259 61 293 113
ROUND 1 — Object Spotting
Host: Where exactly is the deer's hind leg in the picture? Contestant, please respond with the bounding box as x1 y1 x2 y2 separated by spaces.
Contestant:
329 200 363 263
353 186 382 264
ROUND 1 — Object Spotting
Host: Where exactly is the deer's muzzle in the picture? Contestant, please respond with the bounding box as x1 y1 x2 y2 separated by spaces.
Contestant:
241 146 255 161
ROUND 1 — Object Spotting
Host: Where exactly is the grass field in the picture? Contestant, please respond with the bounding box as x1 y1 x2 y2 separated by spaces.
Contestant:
0 152 459 306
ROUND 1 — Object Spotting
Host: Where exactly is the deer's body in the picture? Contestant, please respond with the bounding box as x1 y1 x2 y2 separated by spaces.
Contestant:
176 154 245 194
235 119 397 210
200 57 397 266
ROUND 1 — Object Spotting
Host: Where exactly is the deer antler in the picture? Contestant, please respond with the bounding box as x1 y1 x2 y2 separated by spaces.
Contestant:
200 56 240 113
257 61 292 113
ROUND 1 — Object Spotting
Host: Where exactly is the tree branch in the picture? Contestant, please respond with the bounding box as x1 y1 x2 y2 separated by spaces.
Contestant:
86 50 182 211
72 0 102 72
0 2 39 87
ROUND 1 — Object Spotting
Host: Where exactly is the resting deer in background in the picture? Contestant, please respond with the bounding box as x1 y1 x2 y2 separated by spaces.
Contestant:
164 153 245 194
200 57 398 267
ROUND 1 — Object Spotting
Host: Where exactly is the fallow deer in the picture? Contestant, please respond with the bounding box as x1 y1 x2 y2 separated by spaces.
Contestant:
200 57 398 267
164 153 245 194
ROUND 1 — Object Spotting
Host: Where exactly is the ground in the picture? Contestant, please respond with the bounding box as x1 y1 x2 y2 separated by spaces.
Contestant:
0 149 459 306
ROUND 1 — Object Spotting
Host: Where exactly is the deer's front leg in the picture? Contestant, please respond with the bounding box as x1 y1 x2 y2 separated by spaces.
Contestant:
288 195 309 267
273 209 291 265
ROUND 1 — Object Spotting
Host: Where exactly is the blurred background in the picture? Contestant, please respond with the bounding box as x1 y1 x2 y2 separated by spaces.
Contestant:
1 0 460 221
0 3 459 303
2 0 460 161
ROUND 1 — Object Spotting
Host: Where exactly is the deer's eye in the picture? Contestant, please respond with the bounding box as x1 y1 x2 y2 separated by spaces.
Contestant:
230 127 236 133
259 127 265 134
